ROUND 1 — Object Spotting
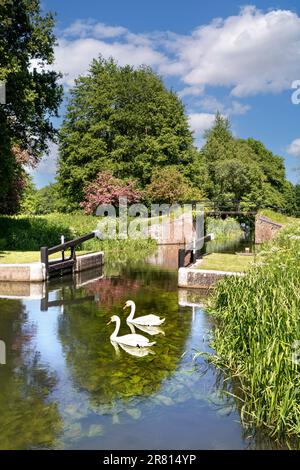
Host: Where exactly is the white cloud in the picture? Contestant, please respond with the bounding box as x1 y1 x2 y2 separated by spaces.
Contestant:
227 100 250 115
188 113 216 140
51 7 300 98
62 19 128 39
28 142 58 187
178 85 204 98
172 6 300 97
198 96 224 113
199 96 250 116
54 37 170 87
287 138 300 157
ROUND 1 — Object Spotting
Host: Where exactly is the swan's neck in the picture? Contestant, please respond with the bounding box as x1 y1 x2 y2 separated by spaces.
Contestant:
127 303 136 321
110 317 120 341
128 322 136 334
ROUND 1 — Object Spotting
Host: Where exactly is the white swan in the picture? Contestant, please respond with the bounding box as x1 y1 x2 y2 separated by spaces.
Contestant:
124 300 165 326
107 315 156 347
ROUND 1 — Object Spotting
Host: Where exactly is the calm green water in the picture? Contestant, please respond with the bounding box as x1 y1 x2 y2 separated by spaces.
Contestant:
0 249 279 449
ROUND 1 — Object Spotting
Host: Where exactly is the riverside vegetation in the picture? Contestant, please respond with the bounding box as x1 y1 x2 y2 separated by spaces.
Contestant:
207 222 300 441
0 213 156 266
0 213 242 264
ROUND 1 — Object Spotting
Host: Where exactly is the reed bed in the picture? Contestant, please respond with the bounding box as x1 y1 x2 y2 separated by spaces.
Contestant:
206 217 244 241
208 223 300 439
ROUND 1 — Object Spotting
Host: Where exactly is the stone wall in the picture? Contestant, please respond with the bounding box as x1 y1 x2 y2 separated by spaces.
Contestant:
178 267 244 289
75 252 104 273
255 215 283 244
149 213 195 245
0 252 104 283
0 263 45 282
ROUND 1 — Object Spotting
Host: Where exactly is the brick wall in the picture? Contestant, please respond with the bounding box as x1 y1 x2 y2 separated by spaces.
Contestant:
255 215 283 244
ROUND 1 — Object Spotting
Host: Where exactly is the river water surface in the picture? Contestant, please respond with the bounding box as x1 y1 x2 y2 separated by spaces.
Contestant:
0 245 279 449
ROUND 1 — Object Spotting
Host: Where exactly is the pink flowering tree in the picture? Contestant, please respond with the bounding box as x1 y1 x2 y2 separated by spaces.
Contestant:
80 171 142 214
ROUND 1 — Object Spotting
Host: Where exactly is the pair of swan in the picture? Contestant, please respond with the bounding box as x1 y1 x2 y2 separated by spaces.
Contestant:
107 300 165 348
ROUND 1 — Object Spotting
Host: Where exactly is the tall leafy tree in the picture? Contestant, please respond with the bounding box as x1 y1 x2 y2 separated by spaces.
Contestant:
294 184 300 216
58 57 196 208
145 166 205 204
0 0 62 213
200 113 294 211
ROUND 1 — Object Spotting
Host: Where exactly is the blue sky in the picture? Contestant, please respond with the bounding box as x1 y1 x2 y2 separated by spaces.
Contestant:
32 0 300 187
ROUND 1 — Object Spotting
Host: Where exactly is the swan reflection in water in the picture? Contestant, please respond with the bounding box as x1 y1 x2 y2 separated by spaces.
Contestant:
110 340 155 357
127 321 165 337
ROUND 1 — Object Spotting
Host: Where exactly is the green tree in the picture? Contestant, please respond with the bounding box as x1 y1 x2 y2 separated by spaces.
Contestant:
145 166 205 204
0 0 62 214
294 184 300 216
19 176 38 214
201 114 293 211
214 158 264 203
58 57 196 209
21 181 66 214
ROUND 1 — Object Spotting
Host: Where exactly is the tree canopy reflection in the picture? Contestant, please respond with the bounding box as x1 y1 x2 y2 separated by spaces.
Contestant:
0 300 62 449
57 271 191 415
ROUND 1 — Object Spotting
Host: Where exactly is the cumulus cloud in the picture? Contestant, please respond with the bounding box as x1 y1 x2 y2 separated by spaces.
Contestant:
51 7 300 98
227 101 250 115
178 86 204 98
188 113 216 141
199 95 250 116
287 139 300 157
173 6 300 97
62 19 128 39
51 20 181 87
54 34 170 86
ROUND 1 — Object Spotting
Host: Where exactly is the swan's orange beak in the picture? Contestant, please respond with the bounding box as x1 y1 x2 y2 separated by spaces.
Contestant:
106 320 112 325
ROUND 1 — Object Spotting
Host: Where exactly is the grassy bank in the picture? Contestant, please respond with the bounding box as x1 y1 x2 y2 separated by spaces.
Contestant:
197 253 254 272
207 222 300 440
259 209 299 225
0 213 156 265
0 250 91 264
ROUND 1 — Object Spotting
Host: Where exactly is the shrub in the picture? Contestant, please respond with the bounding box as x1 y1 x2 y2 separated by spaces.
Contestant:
145 167 205 204
80 171 142 215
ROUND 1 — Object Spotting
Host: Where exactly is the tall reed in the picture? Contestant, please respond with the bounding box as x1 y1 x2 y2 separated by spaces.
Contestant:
208 223 300 439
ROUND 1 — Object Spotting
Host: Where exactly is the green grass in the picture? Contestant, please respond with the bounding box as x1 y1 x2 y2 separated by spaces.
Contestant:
259 209 299 225
0 213 157 266
0 250 89 264
207 222 300 441
197 253 254 272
